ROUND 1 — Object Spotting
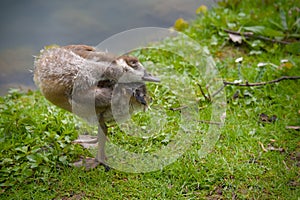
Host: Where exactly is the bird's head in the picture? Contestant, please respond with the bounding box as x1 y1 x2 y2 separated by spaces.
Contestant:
112 55 160 83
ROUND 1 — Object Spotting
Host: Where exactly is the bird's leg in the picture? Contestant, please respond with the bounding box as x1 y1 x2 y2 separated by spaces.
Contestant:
96 121 107 163
72 116 110 171
95 116 110 171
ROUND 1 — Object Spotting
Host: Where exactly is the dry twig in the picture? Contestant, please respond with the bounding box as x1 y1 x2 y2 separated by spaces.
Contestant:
198 120 223 126
259 141 268 152
223 29 292 44
286 126 300 130
197 83 211 101
169 105 188 111
210 76 300 98
223 76 300 87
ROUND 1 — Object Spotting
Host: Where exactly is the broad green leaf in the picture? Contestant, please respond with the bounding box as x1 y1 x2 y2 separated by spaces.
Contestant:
243 26 284 37
280 9 288 31
244 26 265 34
0 181 14 187
269 19 284 31
15 146 28 154
59 156 68 164
30 163 39 168
1 158 13 164
26 154 37 162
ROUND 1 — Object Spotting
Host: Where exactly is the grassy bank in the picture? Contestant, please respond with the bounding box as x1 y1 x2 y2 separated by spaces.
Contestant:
1 0 299 199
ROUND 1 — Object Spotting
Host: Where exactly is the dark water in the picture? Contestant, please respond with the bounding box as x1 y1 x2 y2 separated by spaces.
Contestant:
0 0 217 95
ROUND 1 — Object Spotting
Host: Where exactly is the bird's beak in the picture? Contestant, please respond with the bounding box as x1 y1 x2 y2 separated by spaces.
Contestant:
142 72 160 82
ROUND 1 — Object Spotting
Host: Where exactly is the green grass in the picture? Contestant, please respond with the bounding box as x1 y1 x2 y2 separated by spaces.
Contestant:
1 0 299 199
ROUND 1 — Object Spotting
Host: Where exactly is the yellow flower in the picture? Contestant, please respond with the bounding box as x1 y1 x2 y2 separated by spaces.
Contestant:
280 61 293 70
196 5 208 14
173 18 189 31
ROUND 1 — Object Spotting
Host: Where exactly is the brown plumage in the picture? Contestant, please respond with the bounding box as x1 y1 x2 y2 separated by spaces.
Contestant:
33 44 159 169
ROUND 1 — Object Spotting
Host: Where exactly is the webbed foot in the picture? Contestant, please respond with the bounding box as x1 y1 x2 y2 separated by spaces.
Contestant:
72 157 110 171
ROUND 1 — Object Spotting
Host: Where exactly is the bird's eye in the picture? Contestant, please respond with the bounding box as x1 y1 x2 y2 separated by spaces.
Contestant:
129 60 139 69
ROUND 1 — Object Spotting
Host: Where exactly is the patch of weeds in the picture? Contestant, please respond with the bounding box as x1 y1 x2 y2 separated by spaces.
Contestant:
0 90 86 189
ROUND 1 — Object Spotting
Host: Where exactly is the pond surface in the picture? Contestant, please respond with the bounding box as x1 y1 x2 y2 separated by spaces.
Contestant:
0 0 217 95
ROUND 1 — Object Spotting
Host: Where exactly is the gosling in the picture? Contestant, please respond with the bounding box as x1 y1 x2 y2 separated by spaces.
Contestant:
33 44 160 170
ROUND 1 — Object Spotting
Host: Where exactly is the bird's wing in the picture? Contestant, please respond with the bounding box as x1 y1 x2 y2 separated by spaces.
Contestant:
63 44 96 52
62 45 117 62
62 45 127 85
71 85 112 111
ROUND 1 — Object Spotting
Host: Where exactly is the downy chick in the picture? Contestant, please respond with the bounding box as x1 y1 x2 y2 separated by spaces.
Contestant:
34 45 159 169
